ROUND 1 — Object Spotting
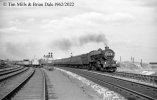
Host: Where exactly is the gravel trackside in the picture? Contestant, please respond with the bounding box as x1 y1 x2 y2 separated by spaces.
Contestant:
43 68 103 100
43 67 126 100
56 68 126 100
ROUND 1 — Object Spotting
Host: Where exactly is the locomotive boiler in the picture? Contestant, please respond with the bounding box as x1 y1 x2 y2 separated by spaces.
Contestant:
53 46 119 72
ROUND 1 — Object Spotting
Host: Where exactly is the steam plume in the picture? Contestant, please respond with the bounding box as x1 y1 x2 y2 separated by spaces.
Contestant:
52 33 108 51
79 34 108 46
53 39 72 51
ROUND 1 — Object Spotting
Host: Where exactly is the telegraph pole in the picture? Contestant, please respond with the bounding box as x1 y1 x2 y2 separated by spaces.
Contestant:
140 59 142 66
70 52 73 57
120 56 121 62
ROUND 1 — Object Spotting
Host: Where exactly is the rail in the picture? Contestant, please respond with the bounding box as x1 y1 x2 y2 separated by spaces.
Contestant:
0 67 35 100
113 71 157 85
61 67 157 100
0 66 24 76
0 65 21 73
0 67 28 82
41 69 46 100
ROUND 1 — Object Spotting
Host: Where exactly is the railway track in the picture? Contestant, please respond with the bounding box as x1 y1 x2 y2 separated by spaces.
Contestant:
111 71 157 86
91 71 157 87
0 64 18 69
0 66 27 82
0 65 21 73
0 67 34 100
11 68 46 100
0 66 24 76
0 68 46 100
0 65 10 69
60 67 157 100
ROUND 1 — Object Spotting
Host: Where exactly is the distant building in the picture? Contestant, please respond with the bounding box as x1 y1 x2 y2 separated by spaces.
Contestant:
149 62 157 65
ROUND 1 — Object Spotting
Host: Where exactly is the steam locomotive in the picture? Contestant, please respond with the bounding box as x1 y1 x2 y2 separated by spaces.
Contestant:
53 46 119 72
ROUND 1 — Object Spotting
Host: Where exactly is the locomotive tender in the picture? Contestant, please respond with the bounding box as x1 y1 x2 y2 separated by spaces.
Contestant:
53 46 119 72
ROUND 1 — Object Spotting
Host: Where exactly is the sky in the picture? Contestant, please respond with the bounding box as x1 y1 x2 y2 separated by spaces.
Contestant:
0 0 157 63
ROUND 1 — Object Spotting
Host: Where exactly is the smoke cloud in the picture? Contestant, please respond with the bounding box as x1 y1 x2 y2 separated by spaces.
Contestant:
79 34 108 46
52 33 108 51
53 38 72 51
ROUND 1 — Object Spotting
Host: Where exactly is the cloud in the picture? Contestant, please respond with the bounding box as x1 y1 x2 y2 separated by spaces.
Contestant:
42 12 134 30
3 40 42 59
140 0 157 8
51 33 108 51
0 0 156 62
0 27 30 33
5 42 27 57
9 19 21 26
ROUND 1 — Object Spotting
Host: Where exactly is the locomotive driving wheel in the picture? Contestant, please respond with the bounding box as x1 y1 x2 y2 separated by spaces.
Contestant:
92 64 97 70
88 63 92 70
89 62 97 71
97 61 104 71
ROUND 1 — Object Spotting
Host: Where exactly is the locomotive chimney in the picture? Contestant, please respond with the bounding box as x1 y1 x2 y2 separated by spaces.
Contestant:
105 46 109 50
